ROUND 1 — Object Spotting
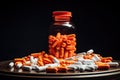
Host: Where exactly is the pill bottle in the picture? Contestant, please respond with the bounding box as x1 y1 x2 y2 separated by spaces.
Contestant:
48 11 76 59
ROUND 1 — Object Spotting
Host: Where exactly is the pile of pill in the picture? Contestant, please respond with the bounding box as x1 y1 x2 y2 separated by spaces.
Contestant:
9 49 119 73
49 32 76 58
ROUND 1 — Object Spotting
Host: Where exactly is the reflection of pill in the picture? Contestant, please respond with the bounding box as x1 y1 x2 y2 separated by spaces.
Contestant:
23 66 32 71
9 62 14 68
57 67 68 73
46 67 58 73
10 67 14 72
108 62 119 67
68 67 76 72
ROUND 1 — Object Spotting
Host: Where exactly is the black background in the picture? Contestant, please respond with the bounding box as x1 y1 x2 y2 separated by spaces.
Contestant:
0 0 119 61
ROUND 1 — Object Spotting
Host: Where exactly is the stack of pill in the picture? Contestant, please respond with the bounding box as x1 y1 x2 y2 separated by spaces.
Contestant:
9 49 119 73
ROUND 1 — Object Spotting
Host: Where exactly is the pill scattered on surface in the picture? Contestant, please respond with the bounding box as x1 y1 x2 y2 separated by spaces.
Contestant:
92 54 101 61
35 66 47 72
82 60 95 65
9 62 14 68
45 63 59 68
85 65 96 72
8 50 119 73
16 63 22 69
87 49 94 54
108 62 119 67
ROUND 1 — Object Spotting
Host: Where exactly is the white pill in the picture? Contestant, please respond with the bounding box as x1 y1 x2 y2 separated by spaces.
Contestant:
16 63 22 69
79 65 86 72
30 56 35 63
92 54 101 61
85 65 95 71
31 64 37 70
87 49 94 54
81 52 87 55
35 66 47 72
75 65 82 70
34 58 38 64
45 63 59 68
25 61 31 64
74 62 82 65
68 65 78 70
108 62 119 67
78 57 85 62
83 59 95 65
53 57 60 63
9 62 14 68
65 57 75 60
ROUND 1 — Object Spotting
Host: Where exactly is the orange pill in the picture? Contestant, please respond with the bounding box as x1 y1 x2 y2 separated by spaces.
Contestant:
68 51 73 57
44 54 49 58
31 53 41 58
55 51 60 58
38 56 43 62
14 58 26 64
60 48 64 58
66 46 75 50
64 51 68 59
43 58 52 64
62 35 67 41
37 61 44 66
66 40 71 44
52 39 59 48
56 32 61 39
48 55 55 61
61 42 66 48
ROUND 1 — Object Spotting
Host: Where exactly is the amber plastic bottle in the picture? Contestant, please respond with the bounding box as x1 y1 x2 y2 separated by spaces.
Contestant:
48 11 76 59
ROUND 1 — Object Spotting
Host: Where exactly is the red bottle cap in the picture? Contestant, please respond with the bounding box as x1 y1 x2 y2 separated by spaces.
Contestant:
53 11 72 17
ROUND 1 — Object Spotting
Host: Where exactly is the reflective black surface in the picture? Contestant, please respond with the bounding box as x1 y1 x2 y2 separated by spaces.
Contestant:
0 60 120 80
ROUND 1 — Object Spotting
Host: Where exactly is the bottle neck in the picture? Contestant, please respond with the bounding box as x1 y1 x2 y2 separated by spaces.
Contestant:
54 16 71 22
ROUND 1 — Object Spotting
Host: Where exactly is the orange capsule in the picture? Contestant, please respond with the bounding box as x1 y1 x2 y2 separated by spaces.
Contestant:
64 51 68 59
60 48 64 58
14 58 26 64
56 32 61 39
61 42 66 48
52 39 59 48
37 61 44 66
